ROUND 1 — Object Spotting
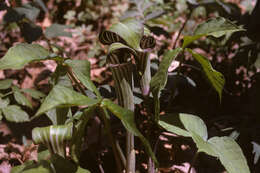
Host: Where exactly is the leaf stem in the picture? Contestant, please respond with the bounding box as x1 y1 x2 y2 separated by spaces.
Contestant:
116 140 126 167
173 12 192 49
177 50 185 76
126 131 135 173
2 91 14 98
67 67 86 96
147 124 160 173
188 151 199 173
181 63 202 72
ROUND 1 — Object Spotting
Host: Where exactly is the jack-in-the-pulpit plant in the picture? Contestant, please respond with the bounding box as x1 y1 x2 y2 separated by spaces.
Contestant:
99 18 157 173
0 1 251 172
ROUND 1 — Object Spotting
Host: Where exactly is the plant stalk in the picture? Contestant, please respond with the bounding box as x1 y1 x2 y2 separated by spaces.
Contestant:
67 67 86 95
138 36 156 172
67 63 123 172
188 151 199 173
116 140 126 167
173 11 191 49
108 60 136 173
139 52 151 96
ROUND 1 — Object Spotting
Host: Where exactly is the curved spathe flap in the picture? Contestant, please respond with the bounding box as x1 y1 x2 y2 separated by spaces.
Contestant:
140 35 156 49
107 42 137 64
32 123 73 157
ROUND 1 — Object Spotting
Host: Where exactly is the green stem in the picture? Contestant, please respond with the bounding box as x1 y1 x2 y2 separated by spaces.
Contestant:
188 151 199 173
67 67 86 95
2 91 14 98
109 61 136 173
175 12 192 76
68 66 123 171
154 91 160 123
66 64 102 100
44 36 88 96
148 157 155 173
126 131 135 173
116 140 126 167
139 52 151 96
173 11 192 49
177 50 185 76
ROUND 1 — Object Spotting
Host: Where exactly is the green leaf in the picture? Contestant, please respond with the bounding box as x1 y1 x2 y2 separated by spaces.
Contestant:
14 4 40 21
0 98 10 109
11 160 34 173
208 136 250 173
182 17 245 48
159 114 250 173
34 85 99 118
180 114 208 140
14 90 33 108
37 149 51 161
159 113 208 140
101 99 158 166
0 111 2 121
11 85 20 92
186 49 225 100
0 43 49 70
145 10 165 21
2 105 29 122
159 119 190 137
150 48 182 121
65 59 101 98
194 17 243 37
182 35 203 49
159 113 217 156
194 0 236 15
50 64 71 87
150 48 182 95
21 88 46 99
120 10 140 21
100 18 143 50
35 0 48 13
0 79 13 90
111 18 143 50
21 160 53 173
32 123 73 157
254 52 260 69
45 24 72 38
190 131 217 157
